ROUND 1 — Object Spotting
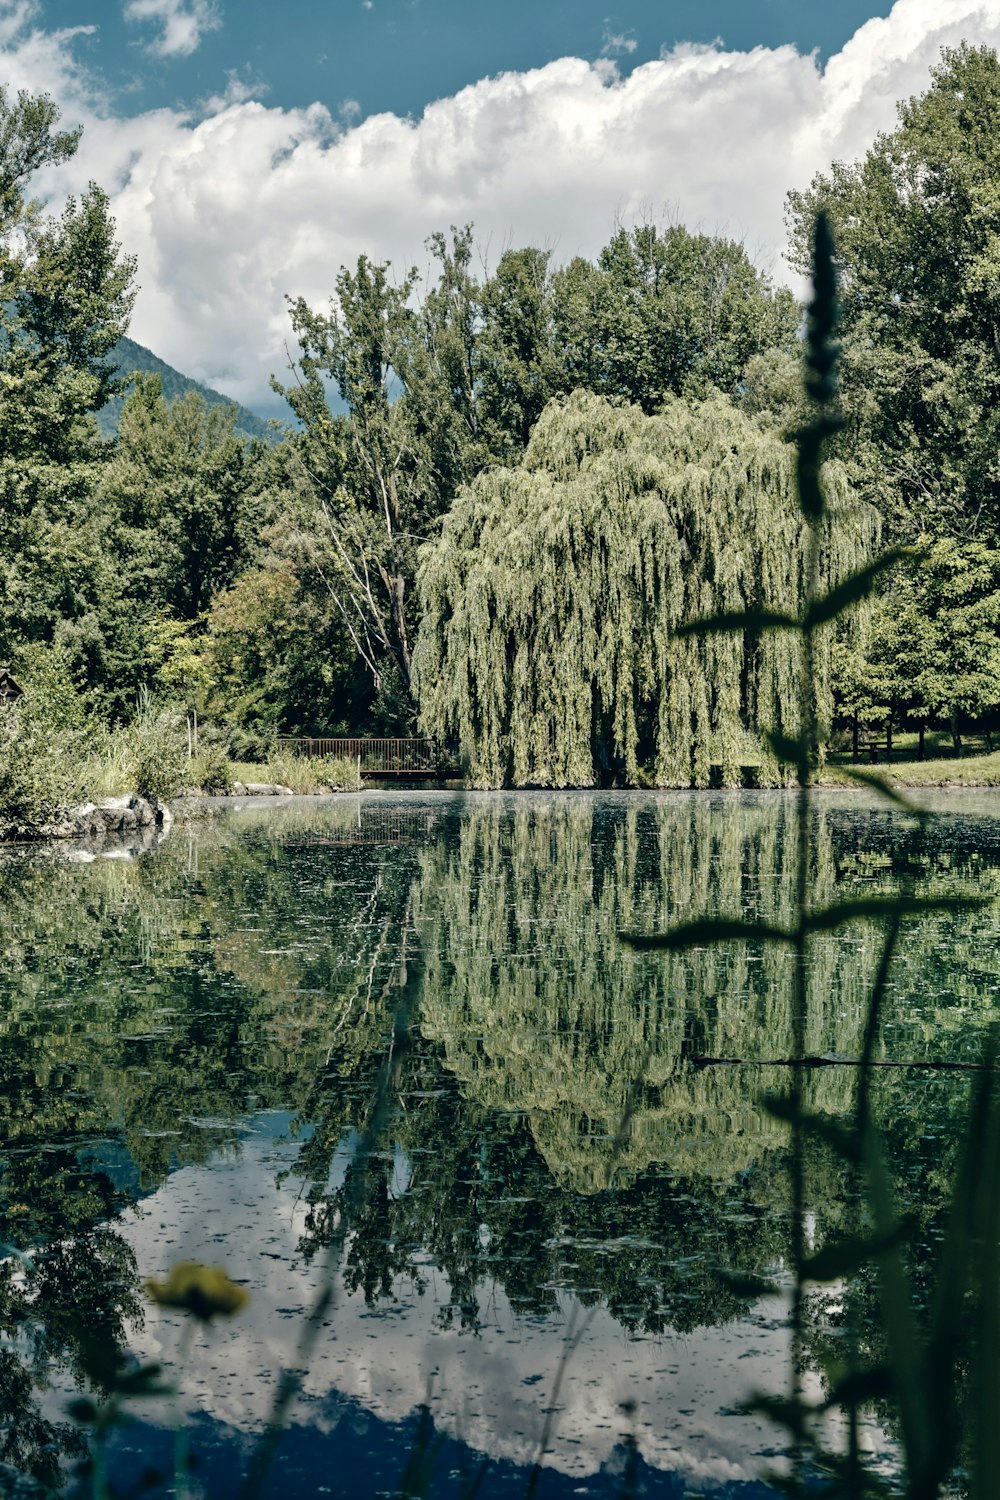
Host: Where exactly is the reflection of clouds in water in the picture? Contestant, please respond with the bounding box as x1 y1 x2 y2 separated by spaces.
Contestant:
114 1124 811 1488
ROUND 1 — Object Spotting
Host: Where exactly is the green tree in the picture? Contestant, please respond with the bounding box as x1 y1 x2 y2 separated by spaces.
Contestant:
414 389 878 788
787 43 1000 540
840 539 1000 752
282 223 799 716
103 375 260 621
279 231 481 706
0 88 135 692
554 223 799 412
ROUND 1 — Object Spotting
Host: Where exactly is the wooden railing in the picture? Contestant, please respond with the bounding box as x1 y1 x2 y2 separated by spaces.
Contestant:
274 736 441 776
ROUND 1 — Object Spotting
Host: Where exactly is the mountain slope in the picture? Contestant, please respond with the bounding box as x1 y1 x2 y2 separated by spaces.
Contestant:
99 336 281 441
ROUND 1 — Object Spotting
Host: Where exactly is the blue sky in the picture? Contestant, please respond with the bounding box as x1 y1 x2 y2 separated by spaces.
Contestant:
14 0 1000 412
56 1 896 124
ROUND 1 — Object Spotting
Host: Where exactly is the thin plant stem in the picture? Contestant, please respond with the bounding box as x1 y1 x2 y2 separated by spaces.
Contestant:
789 515 822 1495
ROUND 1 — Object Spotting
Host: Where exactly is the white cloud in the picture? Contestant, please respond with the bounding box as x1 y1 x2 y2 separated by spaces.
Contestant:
601 29 638 57
3 0 1000 412
123 0 221 59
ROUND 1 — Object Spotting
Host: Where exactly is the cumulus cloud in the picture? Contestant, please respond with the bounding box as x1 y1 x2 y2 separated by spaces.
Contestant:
4 0 1000 412
123 0 221 59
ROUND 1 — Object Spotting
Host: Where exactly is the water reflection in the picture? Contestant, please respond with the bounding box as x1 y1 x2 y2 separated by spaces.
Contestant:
0 791 998 1492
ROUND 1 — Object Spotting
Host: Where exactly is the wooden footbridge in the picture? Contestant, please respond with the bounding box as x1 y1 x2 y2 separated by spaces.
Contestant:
275 736 444 778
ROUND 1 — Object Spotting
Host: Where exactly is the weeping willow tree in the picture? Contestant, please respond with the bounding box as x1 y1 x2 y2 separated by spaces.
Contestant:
414 390 878 787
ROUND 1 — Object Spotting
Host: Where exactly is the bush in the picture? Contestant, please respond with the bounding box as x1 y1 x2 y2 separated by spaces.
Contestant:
195 746 234 794
226 724 277 763
123 703 189 801
0 707 90 833
231 751 362 794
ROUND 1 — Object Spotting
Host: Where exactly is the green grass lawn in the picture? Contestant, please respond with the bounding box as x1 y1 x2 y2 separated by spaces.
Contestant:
821 746 1000 787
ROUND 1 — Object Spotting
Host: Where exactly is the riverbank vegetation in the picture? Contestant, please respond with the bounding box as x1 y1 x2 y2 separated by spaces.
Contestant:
7 45 1000 812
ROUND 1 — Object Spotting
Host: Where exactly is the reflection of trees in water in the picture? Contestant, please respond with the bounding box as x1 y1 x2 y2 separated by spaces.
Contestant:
0 805 419 1484
414 798 889 1190
295 797 1000 1339
1 795 999 1483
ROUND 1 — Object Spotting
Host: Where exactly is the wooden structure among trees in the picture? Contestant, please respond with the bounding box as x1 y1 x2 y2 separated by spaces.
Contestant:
0 670 23 706
275 736 441 777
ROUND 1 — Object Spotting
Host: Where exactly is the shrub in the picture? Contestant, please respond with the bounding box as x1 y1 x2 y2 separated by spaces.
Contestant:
195 746 234 794
124 703 190 802
0 707 89 833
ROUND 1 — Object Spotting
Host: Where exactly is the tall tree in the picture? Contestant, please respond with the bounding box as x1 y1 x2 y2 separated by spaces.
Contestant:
787 43 1000 540
279 230 481 705
414 390 877 788
0 87 136 676
835 540 1000 752
552 224 799 412
283 223 799 713
102 375 260 621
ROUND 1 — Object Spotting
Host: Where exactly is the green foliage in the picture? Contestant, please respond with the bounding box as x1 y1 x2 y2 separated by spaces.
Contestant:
194 744 234 793
555 223 800 411
645 205 1000 1499
0 645 91 833
103 375 263 622
0 86 139 718
836 538 1000 743
121 700 189 801
0 710 87 836
280 220 798 708
248 750 362 792
201 548 361 736
415 389 877 788
787 43 1000 541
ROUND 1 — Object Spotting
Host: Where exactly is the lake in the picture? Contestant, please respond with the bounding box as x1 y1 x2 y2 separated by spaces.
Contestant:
2 788 998 1497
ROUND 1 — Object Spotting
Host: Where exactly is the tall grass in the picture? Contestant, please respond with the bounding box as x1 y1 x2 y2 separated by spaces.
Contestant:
625 213 1000 1498
229 751 363 793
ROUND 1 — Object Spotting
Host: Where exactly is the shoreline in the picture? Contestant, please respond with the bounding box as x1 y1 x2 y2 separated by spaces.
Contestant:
4 764 998 849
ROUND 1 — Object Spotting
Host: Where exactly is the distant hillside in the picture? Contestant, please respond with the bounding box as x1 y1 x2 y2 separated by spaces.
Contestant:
99 336 282 442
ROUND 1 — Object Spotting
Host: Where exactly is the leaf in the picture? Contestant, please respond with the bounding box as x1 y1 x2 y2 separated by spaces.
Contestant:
818 1365 894 1412
673 608 797 639
0 1242 36 1271
764 1097 862 1162
146 1260 250 1321
803 1227 907 1283
621 918 793 951
805 893 990 934
715 1267 781 1298
860 1126 932 1479
835 764 927 815
744 1393 810 1438
763 729 809 776
804 549 915 628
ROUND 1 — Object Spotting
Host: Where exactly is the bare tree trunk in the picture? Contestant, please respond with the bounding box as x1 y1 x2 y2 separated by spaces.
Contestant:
918 722 925 760
852 715 859 764
390 574 413 693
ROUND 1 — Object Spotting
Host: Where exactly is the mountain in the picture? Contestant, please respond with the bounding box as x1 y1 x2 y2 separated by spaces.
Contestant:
98 336 282 441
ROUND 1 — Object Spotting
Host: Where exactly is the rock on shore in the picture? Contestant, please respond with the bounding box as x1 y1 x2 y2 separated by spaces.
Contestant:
46 792 174 842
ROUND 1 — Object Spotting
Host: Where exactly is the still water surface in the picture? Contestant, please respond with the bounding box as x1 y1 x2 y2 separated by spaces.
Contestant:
2 789 999 1496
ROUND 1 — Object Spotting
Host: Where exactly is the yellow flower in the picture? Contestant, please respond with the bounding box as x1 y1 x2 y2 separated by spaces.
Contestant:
145 1262 250 1322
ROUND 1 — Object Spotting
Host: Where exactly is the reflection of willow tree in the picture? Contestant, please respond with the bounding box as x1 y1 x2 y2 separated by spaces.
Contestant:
292 795 1000 1341
3 796 1000 1479
414 796 880 1191
295 1038 794 1337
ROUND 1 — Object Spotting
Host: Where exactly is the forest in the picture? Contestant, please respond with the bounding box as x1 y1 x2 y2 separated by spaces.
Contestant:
4 42 1000 793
